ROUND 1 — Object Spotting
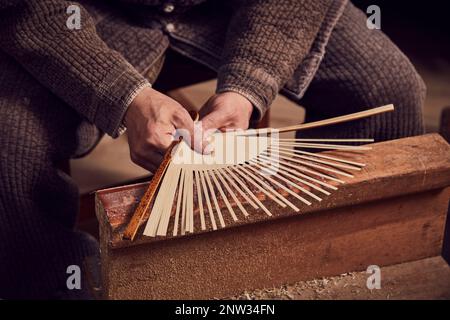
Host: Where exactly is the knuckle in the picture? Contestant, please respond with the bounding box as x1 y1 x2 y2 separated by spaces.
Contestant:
146 129 162 144
173 108 189 122
145 136 158 148
149 136 167 150
221 106 236 119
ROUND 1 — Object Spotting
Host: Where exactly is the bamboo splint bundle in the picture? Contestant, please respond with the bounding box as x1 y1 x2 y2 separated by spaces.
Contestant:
127 104 394 239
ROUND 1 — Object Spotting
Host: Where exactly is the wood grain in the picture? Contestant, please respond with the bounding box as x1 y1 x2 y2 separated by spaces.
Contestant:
122 140 180 240
95 134 450 299
98 133 450 248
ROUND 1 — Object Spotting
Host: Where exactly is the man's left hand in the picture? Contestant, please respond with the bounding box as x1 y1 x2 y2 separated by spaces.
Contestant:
200 91 253 135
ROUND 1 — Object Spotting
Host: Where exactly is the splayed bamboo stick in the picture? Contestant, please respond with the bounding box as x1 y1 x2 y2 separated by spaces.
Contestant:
120 104 397 240
243 104 394 135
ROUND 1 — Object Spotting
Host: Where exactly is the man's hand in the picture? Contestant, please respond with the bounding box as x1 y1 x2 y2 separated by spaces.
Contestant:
124 87 195 172
200 92 253 134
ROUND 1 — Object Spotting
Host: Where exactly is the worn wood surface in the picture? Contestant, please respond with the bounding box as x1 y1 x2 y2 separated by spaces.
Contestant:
86 256 450 300
97 134 450 249
95 134 450 299
122 140 180 240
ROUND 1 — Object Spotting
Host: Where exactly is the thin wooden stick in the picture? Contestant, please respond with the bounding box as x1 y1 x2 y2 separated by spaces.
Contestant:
232 166 284 209
234 165 298 210
221 168 259 210
275 142 371 150
249 161 322 201
262 151 354 178
223 167 271 215
251 158 333 194
209 170 238 221
181 168 188 235
199 170 217 230
238 165 300 212
186 169 194 233
269 145 367 167
214 168 249 217
137 108 388 239
123 140 180 240
194 170 206 230
257 154 345 184
204 170 226 228
243 104 394 135
145 162 179 237
155 165 180 236
244 164 312 205
172 168 184 236
277 138 374 142
267 147 362 171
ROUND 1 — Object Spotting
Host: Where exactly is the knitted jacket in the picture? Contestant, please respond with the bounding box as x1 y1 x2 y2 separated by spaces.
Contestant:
0 0 347 138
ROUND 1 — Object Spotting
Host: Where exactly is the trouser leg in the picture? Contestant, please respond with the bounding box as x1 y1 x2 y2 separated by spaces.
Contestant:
283 2 425 141
0 53 99 299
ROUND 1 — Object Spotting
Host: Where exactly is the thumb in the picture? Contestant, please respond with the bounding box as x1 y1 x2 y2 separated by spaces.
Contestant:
173 110 195 148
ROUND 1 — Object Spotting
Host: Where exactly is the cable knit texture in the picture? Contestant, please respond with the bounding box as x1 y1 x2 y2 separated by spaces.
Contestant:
290 3 425 141
216 0 335 118
0 51 99 299
0 0 425 298
0 0 150 138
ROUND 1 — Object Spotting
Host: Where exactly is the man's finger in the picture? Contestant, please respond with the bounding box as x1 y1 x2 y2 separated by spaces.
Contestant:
201 111 228 133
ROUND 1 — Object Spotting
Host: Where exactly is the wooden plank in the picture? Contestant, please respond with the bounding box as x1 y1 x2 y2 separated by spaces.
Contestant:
98 187 449 299
86 256 450 300
96 134 450 249
95 134 450 299
122 140 180 240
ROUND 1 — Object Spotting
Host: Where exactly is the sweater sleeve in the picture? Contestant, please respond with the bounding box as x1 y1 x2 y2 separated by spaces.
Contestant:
216 0 332 120
0 0 150 137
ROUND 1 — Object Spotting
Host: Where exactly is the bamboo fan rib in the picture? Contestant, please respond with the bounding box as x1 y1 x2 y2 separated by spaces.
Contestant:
141 104 394 238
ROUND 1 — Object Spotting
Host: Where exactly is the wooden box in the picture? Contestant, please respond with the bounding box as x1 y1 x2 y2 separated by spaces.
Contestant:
95 134 450 299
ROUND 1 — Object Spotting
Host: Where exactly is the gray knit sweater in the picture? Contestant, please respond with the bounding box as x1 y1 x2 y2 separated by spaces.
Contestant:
0 0 346 137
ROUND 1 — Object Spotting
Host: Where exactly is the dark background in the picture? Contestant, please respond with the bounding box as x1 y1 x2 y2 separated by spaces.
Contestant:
350 0 449 133
352 0 449 64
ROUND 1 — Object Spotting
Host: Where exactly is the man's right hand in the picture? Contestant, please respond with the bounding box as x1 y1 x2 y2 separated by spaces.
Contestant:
124 87 195 172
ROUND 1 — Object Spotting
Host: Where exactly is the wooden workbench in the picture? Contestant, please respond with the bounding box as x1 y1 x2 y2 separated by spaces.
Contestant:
95 133 450 299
